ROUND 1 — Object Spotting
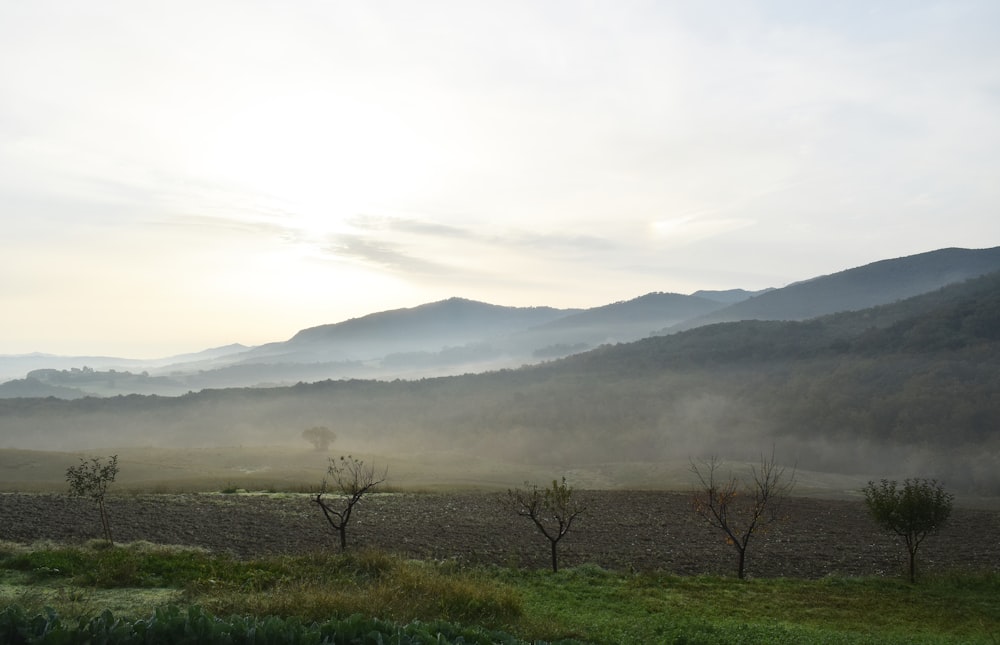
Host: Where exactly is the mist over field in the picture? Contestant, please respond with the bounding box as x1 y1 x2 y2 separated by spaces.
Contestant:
1 248 999 496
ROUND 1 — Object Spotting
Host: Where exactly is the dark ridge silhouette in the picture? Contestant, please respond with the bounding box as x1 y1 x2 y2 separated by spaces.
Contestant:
670 246 1000 331
2 270 999 492
2 246 999 396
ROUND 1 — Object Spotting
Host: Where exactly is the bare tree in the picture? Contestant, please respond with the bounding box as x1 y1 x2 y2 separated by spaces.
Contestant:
66 454 119 545
863 478 953 583
690 451 794 579
302 426 336 452
508 477 585 572
313 455 387 551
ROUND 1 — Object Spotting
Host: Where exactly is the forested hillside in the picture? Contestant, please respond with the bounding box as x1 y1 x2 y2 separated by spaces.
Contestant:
672 245 1000 330
5 246 999 396
2 272 998 492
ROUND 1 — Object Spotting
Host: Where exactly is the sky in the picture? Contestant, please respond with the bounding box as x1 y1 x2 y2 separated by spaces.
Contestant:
2 1 999 358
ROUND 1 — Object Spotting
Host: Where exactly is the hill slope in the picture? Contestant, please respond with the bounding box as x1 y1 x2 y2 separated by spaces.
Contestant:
246 297 575 363
3 246 999 397
496 292 726 359
2 271 998 492
671 246 1000 330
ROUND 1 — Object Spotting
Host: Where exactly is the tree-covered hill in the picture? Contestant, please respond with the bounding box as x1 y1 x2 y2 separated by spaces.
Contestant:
671 245 1000 330
570 269 1000 371
2 272 998 492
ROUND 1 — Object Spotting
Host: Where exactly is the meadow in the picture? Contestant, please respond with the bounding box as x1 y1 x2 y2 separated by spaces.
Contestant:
1 541 998 644
1 479 999 643
2 444 999 642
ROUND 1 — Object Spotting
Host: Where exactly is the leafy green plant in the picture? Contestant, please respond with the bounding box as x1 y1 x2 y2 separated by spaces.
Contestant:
219 482 240 494
4 544 999 644
204 550 524 627
0 604 544 645
864 478 954 582
65 455 119 545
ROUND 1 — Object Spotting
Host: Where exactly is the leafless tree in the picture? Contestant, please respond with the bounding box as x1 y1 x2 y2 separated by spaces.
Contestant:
508 477 585 572
690 450 794 579
313 455 387 551
66 454 119 545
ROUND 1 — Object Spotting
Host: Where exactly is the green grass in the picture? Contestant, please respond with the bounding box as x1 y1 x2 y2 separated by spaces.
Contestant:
504 566 1000 644
1 542 998 644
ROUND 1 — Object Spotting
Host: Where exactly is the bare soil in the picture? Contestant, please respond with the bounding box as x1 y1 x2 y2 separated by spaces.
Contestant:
1 491 996 579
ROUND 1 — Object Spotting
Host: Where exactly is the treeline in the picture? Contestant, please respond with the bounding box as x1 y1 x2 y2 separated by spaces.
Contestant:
2 273 999 491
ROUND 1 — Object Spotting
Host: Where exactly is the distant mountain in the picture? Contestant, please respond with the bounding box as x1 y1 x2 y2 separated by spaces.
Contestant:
245 292 728 371
568 269 1000 372
504 292 726 357
4 246 1000 397
0 353 145 383
534 292 723 330
3 269 999 491
0 344 250 383
671 246 1000 331
0 377 86 399
150 344 250 366
690 288 770 304
244 297 576 363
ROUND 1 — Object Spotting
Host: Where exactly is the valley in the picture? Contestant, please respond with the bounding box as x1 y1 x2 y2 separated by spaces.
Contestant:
1 246 999 498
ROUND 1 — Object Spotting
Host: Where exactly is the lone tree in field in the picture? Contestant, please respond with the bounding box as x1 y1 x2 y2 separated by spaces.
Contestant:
508 477 585 573
690 451 795 579
313 455 387 551
863 478 953 583
302 426 336 452
66 454 119 545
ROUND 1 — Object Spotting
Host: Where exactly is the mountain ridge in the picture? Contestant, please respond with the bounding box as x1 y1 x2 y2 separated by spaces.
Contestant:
3 245 1000 396
2 266 999 491
670 246 1000 331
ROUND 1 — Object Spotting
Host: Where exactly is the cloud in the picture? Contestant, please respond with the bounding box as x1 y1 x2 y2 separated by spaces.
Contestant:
650 213 757 247
350 215 475 240
325 234 456 276
162 214 304 244
2 1 999 356
351 213 617 254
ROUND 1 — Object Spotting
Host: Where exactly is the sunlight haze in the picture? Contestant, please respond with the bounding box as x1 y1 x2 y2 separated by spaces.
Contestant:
2 1 999 357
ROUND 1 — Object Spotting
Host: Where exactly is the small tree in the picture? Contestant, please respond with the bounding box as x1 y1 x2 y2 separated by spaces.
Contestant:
863 478 953 583
690 451 794 579
302 426 336 452
313 455 387 551
508 477 585 573
66 454 119 545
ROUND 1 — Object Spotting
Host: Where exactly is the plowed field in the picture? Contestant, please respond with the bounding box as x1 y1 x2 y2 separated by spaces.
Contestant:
2 492 997 579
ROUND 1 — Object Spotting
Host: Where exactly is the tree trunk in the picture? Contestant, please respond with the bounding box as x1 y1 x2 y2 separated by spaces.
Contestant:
339 526 347 552
550 540 559 573
908 547 917 583
736 547 746 580
98 500 114 545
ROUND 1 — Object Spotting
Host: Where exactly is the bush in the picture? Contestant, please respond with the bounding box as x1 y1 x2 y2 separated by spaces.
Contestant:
864 478 953 582
0 604 549 645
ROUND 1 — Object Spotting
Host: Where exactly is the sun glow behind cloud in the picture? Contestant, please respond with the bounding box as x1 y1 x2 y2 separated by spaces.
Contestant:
198 92 444 234
1 1 999 356
650 214 757 247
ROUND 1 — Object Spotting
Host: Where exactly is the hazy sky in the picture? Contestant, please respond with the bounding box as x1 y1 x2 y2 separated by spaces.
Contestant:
2 1 999 357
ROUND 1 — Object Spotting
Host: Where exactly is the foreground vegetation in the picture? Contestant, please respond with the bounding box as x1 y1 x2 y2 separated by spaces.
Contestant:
1 541 997 644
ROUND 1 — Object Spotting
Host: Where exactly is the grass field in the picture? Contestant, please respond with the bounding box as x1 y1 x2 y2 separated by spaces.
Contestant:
1 541 997 644
0 446 876 498
3 447 997 642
